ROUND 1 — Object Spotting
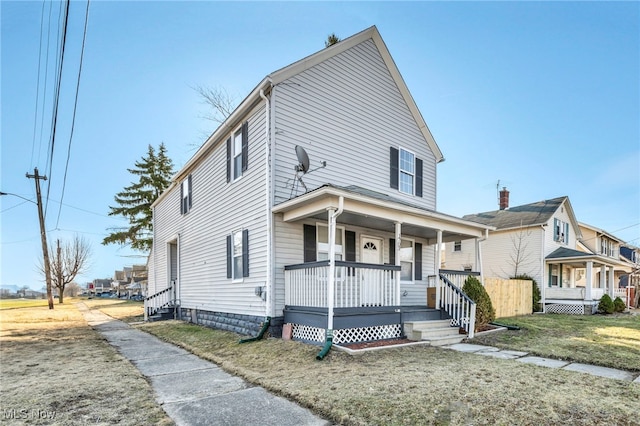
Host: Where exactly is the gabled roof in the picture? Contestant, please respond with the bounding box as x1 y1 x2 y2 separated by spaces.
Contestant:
578 222 625 243
155 26 443 208
463 196 569 230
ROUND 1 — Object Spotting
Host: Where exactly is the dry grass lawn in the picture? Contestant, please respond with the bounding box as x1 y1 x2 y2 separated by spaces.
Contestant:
140 321 640 426
82 298 145 323
0 302 172 425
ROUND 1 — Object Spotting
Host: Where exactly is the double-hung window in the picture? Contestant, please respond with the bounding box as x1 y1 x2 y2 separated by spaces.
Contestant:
553 218 569 244
399 149 415 195
389 146 423 197
317 224 344 261
226 122 248 182
227 229 249 280
180 175 192 214
399 238 414 281
453 241 462 252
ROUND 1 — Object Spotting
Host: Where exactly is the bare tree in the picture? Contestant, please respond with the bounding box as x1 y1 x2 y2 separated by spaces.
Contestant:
502 222 537 277
64 282 82 298
192 84 237 124
40 236 92 304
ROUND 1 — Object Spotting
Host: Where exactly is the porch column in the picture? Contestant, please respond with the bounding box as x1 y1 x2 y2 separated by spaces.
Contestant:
608 266 615 298
585 261 593 300
327 207 337 331
395 222 402 305
600 265 606 289
435 229 442 309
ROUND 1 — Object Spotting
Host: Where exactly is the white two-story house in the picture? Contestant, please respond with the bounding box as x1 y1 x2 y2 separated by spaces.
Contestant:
146 26 492 347
448 189 629 314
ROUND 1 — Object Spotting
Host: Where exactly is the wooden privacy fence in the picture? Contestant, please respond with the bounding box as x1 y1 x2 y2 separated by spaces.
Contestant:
483 278 532 318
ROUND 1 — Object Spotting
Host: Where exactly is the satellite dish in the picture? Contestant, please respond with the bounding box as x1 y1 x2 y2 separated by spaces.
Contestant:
295 145 310 174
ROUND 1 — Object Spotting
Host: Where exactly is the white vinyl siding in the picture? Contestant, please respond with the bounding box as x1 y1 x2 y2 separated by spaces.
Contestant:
150 103 268 317
272 39 437 210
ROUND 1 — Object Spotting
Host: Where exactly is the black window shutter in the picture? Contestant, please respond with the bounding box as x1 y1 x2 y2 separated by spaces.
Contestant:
226 235 232 278
242 229 249 277
389 238 396 264
187 174 193 209
241 122 249 172
415 242 422 281
415 158 423 198
180 179 184 214
390 147 399 189
303 224 316 263
345 231 356 261
226 137 232 183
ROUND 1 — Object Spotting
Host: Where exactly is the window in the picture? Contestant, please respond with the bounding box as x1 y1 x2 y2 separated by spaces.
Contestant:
399 238 414 281
226 122 248 182
553 218 569 244
317 224 344 261
453 241 462 252
389 146 423 197
180 175 192 214
227 229 249 280
399 149 415 194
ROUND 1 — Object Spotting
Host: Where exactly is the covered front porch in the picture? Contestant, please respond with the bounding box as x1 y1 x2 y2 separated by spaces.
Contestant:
273 185 492 346
544 247 632 314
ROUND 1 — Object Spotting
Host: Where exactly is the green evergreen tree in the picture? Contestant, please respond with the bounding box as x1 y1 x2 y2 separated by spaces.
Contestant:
103 143 174 251
597 294 615 314
462 275 496 328
325 33 341 47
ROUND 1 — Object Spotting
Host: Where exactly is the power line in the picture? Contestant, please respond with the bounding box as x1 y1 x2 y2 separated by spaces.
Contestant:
56 0 91 228
30 0 47 169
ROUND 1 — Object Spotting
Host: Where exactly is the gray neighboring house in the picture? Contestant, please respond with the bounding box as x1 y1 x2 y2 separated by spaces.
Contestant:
147 26 492 345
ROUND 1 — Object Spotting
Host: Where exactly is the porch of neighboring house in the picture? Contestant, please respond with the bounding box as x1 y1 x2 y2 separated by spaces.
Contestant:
274 185 491 347
544 247 633 314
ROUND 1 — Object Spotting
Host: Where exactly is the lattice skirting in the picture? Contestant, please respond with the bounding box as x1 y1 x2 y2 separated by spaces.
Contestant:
545 304 585 315
291 323 402 345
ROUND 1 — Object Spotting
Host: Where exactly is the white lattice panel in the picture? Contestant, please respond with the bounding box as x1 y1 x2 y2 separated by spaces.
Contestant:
333 324 402 345
291 324 325 343
546 304 584 315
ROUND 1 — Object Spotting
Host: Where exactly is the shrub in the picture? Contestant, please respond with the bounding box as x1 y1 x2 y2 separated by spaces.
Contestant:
613 297 626 313
513 274 541 313
462 275 495 328
598 294 614 314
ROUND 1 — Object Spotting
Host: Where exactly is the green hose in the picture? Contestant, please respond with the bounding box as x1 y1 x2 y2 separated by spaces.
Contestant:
316 329 333 360
238 316 271 343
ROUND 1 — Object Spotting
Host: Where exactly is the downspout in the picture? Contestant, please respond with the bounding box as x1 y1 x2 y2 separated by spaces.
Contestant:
239 316 272 343
540 224 546 312
259 88 274 321
477 228 489 283
317 196 344 360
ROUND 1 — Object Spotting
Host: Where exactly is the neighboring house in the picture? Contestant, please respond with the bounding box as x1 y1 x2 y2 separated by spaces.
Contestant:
114 265 147 297
451 189 630 314
90 279 113 295
147 26 492 346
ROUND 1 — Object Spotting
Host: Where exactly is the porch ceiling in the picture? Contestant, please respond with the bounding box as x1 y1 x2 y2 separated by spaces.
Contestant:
272 184 493 243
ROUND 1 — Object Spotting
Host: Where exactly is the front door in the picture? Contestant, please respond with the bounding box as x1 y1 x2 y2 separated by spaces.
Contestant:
361 236 383 305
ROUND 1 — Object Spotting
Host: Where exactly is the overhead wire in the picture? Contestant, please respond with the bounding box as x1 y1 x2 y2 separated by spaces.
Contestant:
56 0 91 229
44 0 70 217
29 0 47 170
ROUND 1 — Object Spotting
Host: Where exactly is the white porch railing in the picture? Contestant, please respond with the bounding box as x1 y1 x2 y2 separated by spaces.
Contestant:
438 274 477 339
144 280 176 320
284 261 401 308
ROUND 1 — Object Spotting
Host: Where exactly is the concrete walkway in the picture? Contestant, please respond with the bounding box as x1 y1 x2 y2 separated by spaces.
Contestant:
77 303 331 426
443 343 640 383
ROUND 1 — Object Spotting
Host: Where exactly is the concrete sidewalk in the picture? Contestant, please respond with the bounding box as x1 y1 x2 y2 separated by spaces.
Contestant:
444 343 640 383
77 303 331 426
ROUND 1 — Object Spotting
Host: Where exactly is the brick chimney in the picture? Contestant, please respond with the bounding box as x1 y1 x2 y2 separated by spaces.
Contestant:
499 187 509 210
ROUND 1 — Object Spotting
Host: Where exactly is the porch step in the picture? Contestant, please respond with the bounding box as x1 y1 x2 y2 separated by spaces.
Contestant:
404 320 465 346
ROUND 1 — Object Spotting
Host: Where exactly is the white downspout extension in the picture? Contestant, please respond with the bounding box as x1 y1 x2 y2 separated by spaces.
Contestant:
435 229 442 309
259 88 274 318
327 196 344 332
395 223 402 305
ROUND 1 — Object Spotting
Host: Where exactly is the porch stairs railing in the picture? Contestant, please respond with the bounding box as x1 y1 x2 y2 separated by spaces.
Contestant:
438 273 477 339
144 281 178 321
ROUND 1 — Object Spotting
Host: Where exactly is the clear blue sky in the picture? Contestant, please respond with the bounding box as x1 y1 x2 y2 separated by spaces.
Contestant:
2 1 639 290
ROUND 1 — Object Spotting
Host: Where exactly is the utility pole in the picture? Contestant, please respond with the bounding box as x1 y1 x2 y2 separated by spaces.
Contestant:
26 168 54 309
